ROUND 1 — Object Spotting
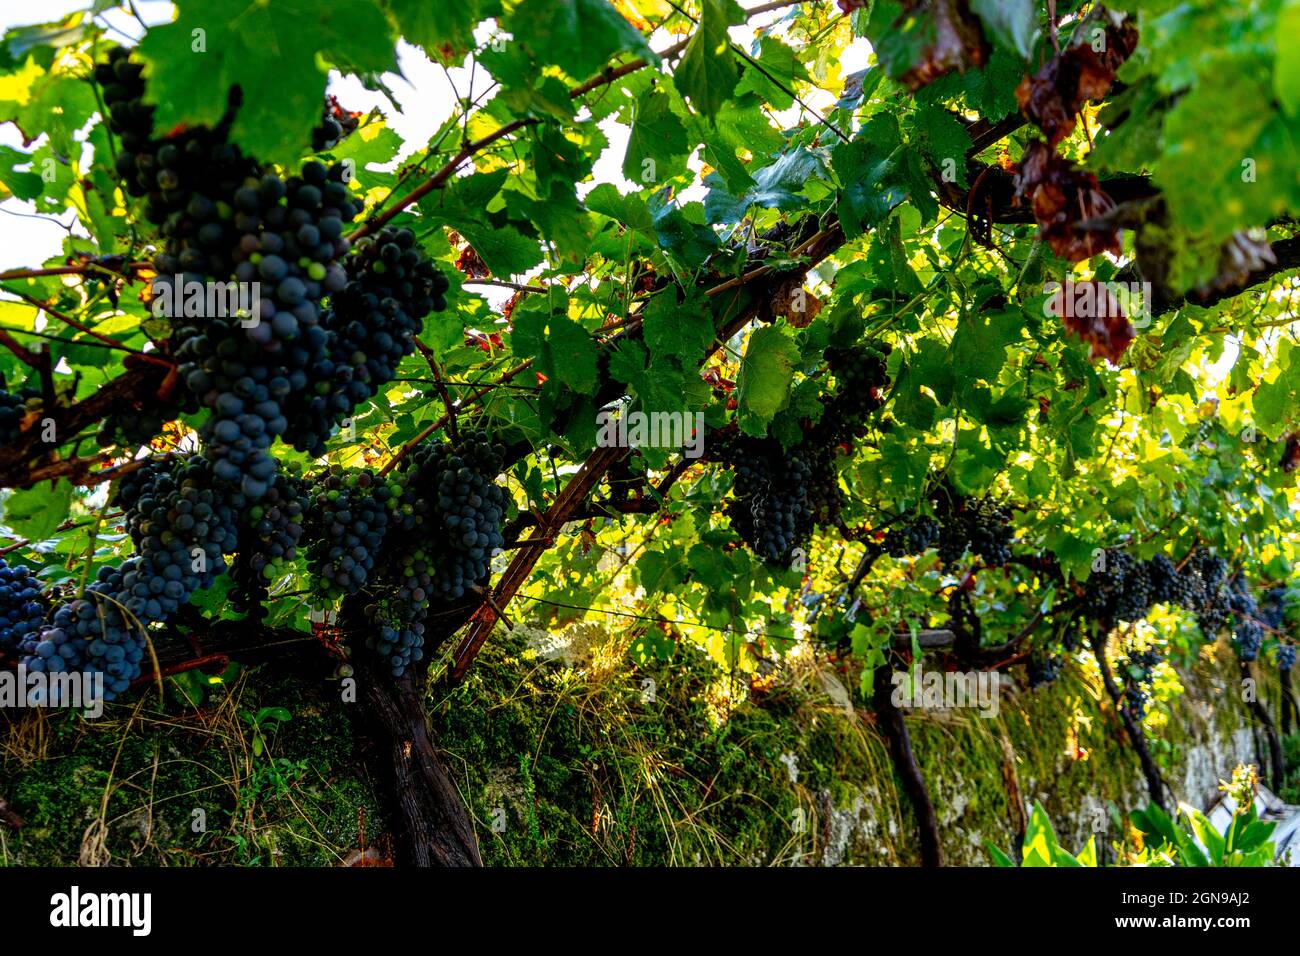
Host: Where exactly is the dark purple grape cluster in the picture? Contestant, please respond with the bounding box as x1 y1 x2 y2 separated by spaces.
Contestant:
94 53 450 500
1147 554 1197 608
286 226 450 456
1226 574 1262 661
398 429 507 601
938 498 1014 569
23 454 242 700
717 433 816 565
0 380 40 446
1119 645 1162 721
367 615 425 677
0 558 48 654
1027 649 1063 688
230 468 308 618
305 468 392 599
1277 643 1296 670
820 343 890 439
1258 586 1287 632
883 514 941 557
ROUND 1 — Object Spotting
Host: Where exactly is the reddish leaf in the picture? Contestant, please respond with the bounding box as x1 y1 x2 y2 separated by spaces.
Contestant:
1012 141 1123 262
1280 433 1300 473
898 0 988 91
1015 14 1139 145
1048 279 1135 364
1195 231 1277 298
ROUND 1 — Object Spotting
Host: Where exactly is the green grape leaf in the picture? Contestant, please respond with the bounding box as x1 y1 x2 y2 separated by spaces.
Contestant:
676 0 746 120
648 188 720 268
623 89 690 186
833 137 906 238
136 0 397 165
1276 1 1300 116
507 0 656 81
386 0 499 63
703 147 825 225
642 291 715 365
4 479 74 542
735 324 800 436
970 0 1039 61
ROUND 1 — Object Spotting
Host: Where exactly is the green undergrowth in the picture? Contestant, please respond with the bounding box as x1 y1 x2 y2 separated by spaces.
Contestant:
0 630 1262 866
431 629 1258 866
0 673 381 866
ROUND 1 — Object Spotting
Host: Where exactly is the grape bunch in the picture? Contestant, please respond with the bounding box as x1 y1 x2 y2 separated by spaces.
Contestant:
367 615 426 678
1277 643 1297 670
820 343 890 440
804 443 844 526
1027 649 1064 688
1119 645 1162 721
23 454 242 700
1115 559 1153 623
937 498 1014 569
287 226 450 456
306 468 392 599
0 558 48 654
883 514 941 557
1147 554 1197 609
168 159 362 498
717 434 815 565
1258 586 1287 632
399 429 507 601
1226 574 1262 662
94 53 450 499
0 380 41 446
95 47 154 163
19 564 125 699
113 455 242 619
230 468 309 618
1079 549 1192 624
97 403 173 450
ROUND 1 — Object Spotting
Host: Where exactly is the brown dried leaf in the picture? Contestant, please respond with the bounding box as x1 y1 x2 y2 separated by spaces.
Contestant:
770 276 821 328
1280 433 1300 473
898 0 988 91
1048 278 1135 364
1013 141 1123 262
1015 15 1139 145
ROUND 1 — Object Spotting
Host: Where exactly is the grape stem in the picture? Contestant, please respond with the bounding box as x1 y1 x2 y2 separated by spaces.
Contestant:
412 338 459 442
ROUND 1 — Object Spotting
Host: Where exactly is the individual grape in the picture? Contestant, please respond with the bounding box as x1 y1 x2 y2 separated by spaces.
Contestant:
311 95 362 152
